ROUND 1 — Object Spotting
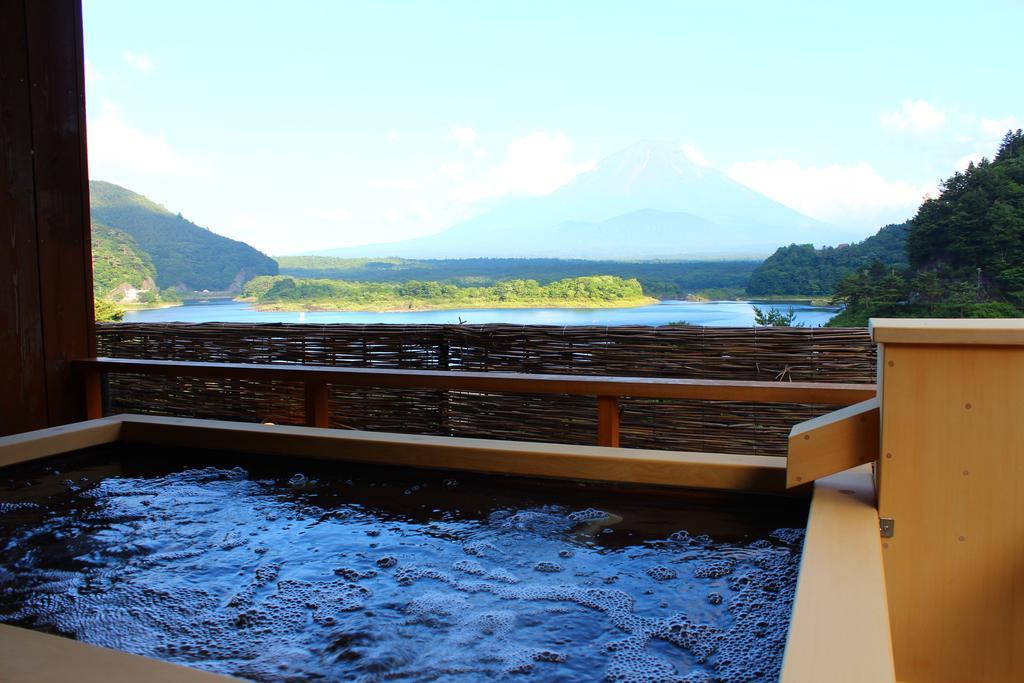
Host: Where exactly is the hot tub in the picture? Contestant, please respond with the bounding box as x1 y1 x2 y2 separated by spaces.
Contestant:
0 415 893 683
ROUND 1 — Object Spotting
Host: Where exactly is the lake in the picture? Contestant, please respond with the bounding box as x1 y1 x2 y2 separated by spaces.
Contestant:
123 299 839 327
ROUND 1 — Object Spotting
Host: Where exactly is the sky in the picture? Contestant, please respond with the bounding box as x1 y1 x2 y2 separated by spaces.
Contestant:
82 0 1024 256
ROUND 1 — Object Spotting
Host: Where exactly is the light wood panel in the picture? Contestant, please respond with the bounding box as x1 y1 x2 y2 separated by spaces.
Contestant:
115 415 793 493
76 357 877 404
877 342 1024 682
0 414 793 493
787 398 879 487
781 465 894 683
0 624 240 683
871 317 1024 346
0 417 122 468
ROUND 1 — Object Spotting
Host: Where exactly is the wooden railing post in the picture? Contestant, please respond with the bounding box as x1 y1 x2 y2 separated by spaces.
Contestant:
84 370 103 420
304 380 329 428
597 396 620 447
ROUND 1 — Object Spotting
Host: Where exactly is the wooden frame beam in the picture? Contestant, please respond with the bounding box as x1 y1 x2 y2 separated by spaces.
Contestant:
786 398 880 488
0 0 94 436
75 357 875 404
0 414 793 494
597 396 620 447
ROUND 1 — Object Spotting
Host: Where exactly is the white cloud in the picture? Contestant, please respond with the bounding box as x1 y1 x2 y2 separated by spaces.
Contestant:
409 203 432 223
305 208 351 222
880 99 946 133
438 161 465 180
453 132 595 202
88 100 214 179
368 177 419 191
980 116 1020 140
388 130 400 142
954 152 986 171
122 50 154 72
681 142 710 167
448 125 479 149
727 158 932 225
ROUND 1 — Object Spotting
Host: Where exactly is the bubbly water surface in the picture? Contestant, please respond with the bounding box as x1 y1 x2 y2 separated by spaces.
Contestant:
0 445 807 682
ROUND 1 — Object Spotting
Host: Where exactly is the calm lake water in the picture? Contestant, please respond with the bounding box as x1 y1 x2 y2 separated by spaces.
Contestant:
124 299 838 327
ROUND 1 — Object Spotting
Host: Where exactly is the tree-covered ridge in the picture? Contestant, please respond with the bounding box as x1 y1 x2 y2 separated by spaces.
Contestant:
89 180 278 291
275 256 758 300
747 222 909 296
907 130 1024 303
91 221 157 297
829 130 1024 326
243 275 654 311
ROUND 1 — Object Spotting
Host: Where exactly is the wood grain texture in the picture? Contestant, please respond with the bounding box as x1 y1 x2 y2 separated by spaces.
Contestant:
781 465 894 683
0 0 48 435
878 342 1024 682
0 0 94 435
24 0 95 426
787 398 879 487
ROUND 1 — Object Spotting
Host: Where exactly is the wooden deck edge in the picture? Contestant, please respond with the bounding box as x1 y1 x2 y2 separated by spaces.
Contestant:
781 464 895 683
0 625 239 683
117 415 793 493
0 416 124 468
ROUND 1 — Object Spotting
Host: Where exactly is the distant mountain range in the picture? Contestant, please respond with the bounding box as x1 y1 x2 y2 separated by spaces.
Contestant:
316 140 851 259
90 181 277 300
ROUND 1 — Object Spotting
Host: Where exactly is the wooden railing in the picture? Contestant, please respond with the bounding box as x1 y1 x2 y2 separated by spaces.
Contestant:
75 357 877 448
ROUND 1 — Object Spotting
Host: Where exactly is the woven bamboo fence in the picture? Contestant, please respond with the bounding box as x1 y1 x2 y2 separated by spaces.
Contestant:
95 323 875 456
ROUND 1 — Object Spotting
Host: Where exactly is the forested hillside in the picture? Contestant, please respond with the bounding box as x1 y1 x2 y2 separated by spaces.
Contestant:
747 222 909 296
91 222 157 298
829 130 1024 325
90 181 277 291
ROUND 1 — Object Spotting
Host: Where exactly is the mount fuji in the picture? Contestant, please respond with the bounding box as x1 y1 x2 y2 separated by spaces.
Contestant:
317 140 848 259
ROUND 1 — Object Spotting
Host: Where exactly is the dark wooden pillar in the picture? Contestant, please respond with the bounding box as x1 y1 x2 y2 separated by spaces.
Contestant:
0 0 94 436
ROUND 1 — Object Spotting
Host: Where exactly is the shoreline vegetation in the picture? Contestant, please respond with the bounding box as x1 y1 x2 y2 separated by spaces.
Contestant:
242 275 657 313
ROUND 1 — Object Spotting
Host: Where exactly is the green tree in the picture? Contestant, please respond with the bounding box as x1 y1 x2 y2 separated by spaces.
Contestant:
752 305 798 327
827 131 1024 326
93 298 124 322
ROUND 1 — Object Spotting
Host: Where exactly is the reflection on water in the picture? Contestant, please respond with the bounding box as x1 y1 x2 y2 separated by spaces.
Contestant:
124 298 838 327
0 446 807 682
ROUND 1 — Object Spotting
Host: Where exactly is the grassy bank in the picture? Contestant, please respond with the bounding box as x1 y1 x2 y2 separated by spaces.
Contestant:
250 297 656 313
243 275 656 312
751 295 834 306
